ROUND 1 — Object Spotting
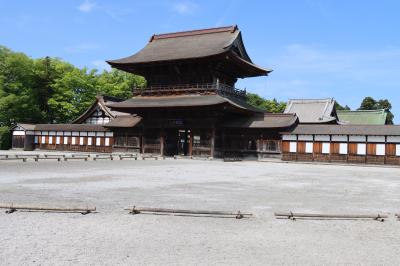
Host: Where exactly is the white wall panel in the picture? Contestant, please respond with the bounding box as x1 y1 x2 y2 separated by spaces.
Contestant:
282 135 296 141
349 135 366 142
305 142 313 153
357 143 366 155
322 143 330 154
368 136 385 143
315 135 330 141
298 135 313 141
376 144 385 155
339 143 348 154
387 136 400 143
289 142 297 153
332 135 348 142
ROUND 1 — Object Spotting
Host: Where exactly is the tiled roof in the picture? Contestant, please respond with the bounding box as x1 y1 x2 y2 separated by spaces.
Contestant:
223 113 298 128
337 109 388 125
107 94 264 113
284 98 338 124
283 124 400 136
107 25 270 77
104 115 142 128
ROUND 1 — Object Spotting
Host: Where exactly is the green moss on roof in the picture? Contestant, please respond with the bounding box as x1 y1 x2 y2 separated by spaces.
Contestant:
337 109 387 125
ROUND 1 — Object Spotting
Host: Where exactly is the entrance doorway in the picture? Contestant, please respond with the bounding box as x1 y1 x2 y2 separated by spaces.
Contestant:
164 129 191 156
178 129 190 156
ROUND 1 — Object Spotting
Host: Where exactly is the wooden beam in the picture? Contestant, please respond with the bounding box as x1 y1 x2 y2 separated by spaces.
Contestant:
125 206 252 219
0 204 96 214
275 211 387 221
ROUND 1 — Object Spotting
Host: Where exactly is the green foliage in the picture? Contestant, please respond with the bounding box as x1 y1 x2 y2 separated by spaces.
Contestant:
0 45 145 149
335 101 350 111
0 126 11 150
358 96 394 124
246 93 286 113
0 45 145 126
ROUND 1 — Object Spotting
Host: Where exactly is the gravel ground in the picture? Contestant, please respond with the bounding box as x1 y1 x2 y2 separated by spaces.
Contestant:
0 153 399 265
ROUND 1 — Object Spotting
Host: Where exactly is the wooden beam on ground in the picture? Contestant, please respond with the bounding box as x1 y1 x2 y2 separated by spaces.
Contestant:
142 154 162 160
275 211 388 221
0 157 27 162
64 156 88 161
93 154 114 161
125 206 252 219
16 154 39 159
118 154 138 160
35 157 62 162
0 203 96 215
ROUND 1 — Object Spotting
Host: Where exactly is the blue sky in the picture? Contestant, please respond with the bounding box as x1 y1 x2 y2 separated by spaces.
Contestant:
1 0 400 121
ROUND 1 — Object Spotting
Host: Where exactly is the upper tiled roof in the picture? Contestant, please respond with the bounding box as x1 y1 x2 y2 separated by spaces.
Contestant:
284 98 338 124
107 25 270 77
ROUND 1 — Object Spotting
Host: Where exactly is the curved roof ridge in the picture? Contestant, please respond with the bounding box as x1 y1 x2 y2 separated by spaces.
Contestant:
150 25 237 42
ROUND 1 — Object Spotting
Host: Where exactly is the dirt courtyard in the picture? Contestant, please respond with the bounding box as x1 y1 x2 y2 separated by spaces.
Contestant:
0 156 399 265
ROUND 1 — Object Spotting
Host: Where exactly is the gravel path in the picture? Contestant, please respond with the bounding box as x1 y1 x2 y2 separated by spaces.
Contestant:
0 157 399 265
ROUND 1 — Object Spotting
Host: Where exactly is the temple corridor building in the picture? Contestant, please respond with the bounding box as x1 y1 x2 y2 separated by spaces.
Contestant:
11 25 400 164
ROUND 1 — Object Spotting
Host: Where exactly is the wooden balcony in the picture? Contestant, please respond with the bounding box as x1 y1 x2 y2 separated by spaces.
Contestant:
132 82 247 100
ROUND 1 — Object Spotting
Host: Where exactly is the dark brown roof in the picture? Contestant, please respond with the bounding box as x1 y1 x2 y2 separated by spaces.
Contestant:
150 26 238 41
107 94 263 113
34 124 108 132
104 115 142 128
107 25 270 77
223 113 298 128
283 124 400 136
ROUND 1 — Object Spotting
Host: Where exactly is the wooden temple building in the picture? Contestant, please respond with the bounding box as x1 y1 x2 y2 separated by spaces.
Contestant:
11 25 400 164
12 26 298 159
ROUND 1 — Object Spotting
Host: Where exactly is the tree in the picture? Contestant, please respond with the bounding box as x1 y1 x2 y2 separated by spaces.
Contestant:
246 93 286 113
0 46 43 126
0 45 146 149
358 96 394 124
359 96 377 110
335 101 350 111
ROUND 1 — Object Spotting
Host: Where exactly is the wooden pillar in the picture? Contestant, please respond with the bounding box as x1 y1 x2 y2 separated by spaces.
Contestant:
221 128 225 157
189 130 193 156
160 131 164 156
210 127 215 158
141 127 145 154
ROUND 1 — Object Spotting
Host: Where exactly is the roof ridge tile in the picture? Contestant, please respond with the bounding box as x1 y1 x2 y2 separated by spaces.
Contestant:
150 25 237 42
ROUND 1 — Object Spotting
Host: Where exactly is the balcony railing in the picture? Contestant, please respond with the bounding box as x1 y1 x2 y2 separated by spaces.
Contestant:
132 82 247 100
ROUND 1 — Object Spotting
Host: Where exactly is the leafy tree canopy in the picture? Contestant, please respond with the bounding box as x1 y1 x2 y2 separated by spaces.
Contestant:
358 96 394 124
246 93 286 113
0 45 145 126
335 101 351 111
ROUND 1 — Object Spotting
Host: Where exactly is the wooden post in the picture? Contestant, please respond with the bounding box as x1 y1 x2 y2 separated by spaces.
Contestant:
189 130 193 156
221 128 225 158
160 133 164 156
210 127 215 158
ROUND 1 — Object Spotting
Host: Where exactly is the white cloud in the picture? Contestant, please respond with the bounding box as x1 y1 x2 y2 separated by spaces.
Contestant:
78 0 96 13
92 60 111 72
172 2 198 15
